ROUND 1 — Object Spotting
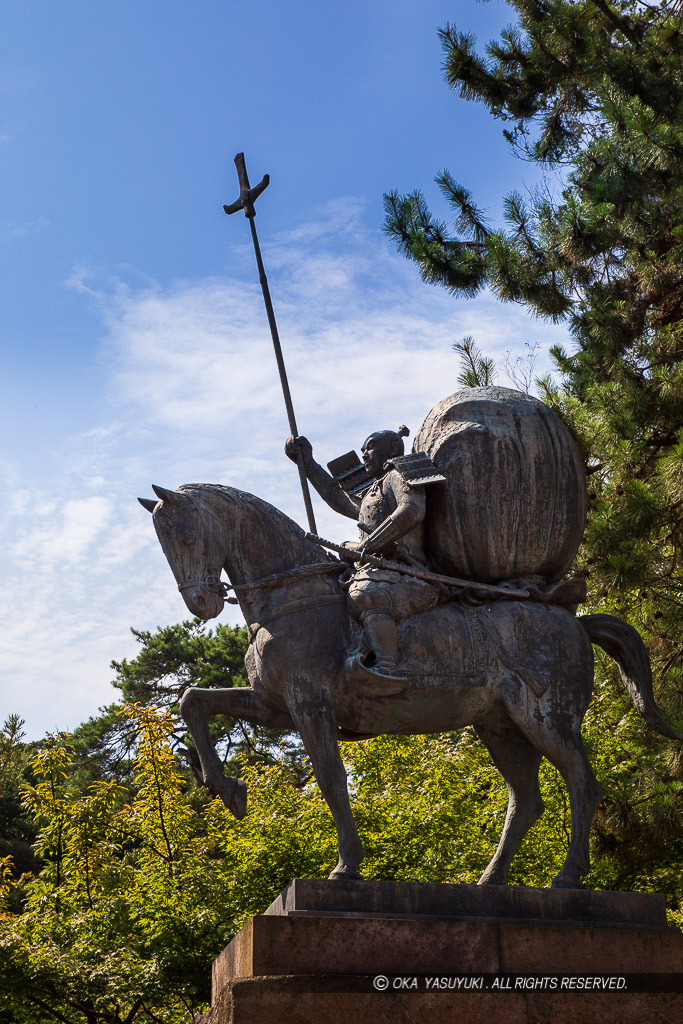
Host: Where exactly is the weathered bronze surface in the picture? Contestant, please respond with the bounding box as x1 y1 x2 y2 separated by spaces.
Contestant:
140 387 681 889
285 424 446 692
416 387 588 583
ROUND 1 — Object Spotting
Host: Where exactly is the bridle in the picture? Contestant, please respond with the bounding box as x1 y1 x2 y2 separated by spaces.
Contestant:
177 560 349 642
177 560 347 605
177 573 227 597
172 489 348 632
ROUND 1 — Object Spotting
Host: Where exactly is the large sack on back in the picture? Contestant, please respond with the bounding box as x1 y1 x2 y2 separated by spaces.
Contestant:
414 386 587 584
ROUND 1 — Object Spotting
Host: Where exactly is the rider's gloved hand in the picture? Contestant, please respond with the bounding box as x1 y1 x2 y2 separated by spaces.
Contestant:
339 541 363 564
284 435 314 470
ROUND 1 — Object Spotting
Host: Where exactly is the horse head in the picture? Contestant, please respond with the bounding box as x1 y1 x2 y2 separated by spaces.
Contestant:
140 482 329 624
140 484 227 620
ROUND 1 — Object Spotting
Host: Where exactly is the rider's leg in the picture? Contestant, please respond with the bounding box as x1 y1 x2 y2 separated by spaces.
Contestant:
360 610 402 678
346 580 406 689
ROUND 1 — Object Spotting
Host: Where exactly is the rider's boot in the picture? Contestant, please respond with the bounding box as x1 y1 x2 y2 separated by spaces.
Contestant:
346 611 407 696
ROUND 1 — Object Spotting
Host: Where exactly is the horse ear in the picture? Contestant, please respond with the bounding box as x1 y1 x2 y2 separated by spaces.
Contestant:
138 497 158 514
152 484 189 506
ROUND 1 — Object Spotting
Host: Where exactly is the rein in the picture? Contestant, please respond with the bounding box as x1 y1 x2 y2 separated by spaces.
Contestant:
177 561 346 604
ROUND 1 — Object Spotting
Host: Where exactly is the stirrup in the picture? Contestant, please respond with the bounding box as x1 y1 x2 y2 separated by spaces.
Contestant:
346 651 407 697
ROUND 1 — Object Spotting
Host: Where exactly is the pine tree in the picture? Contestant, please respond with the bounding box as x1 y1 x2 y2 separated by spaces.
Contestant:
386 0 683 890
0 717 38 884
453 336 497 387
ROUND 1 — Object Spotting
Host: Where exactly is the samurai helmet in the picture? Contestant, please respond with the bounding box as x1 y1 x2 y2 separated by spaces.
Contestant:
361 425 410 465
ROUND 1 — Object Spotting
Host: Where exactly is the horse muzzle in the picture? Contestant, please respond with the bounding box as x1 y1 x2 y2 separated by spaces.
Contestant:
178 578 225 620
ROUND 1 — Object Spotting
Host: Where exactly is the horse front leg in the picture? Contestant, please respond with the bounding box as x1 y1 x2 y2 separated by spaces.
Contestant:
285 676 364 880
180 686 293 820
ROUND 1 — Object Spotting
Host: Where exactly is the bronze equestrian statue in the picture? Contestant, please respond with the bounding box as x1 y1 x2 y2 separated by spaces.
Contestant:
140 387 682 888
285 426 443 694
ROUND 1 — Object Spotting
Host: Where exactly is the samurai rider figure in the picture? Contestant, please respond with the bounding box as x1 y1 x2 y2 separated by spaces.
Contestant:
285 428 444 695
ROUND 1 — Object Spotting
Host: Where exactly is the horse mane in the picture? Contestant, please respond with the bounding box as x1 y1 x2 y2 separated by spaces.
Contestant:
177 482 329 574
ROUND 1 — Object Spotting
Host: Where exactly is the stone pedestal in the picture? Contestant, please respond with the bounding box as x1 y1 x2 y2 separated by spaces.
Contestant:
198 879 683 1023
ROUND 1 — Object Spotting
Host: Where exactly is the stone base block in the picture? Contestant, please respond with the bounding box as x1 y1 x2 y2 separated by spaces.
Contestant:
262 876 669 929
200 880 683 1023
200 976 682 1024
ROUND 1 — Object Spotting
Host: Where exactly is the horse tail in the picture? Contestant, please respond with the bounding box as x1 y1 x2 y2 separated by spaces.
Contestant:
580 613 683 741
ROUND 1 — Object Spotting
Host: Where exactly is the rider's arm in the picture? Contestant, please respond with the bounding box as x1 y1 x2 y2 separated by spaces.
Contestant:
285 436 360 520
361 471 425 555
308 462 361 519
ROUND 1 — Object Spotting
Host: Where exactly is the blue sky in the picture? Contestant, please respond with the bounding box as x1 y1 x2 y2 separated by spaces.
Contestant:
1 1 570 738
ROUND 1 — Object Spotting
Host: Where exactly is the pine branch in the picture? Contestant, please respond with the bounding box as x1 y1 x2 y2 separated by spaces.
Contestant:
437 170 491 242
587 0 643 45
453 336 496 387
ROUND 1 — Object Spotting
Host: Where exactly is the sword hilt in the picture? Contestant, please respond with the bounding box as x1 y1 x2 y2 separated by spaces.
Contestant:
223 152 269 219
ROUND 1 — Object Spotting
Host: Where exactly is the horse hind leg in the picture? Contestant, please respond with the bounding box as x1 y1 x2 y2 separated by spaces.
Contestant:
180 686 293 820
549 739 602 889
505 699 602 889
285 676 364 880
473 707 545 886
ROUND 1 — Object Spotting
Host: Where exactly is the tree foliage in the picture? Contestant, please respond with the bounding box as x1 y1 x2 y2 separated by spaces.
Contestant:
384 0 683 615
3 695 680 1023
4 8 683 1005
0 717 38 885
452 336 497 387
0 704 304 1024
2 593 682 1021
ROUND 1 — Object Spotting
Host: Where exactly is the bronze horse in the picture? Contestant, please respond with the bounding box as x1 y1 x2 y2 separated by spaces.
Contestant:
141 482 681 889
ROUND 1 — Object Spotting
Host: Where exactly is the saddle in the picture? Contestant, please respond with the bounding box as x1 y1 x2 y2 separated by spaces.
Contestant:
342 573 588 699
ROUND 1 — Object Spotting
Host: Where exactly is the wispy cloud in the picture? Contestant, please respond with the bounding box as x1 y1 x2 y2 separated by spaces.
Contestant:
0 200 571 738
0 217 50 244
0 67 38 97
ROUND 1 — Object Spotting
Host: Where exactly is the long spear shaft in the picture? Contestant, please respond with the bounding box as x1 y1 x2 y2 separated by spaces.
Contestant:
224 152 317 534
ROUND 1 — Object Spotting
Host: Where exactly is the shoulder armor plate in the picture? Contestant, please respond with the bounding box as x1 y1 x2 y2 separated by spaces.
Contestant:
327 450 375 496
387 452 446 487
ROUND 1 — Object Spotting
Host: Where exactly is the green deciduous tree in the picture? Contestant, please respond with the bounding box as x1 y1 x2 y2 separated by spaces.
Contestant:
3 672 682 1022
0 704 310 1024
4 704 679 1024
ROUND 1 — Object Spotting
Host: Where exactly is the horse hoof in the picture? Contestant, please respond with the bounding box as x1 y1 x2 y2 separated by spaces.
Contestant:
551 876 584 890
231 779 248 820
328 864 362 881
208 775 248 820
